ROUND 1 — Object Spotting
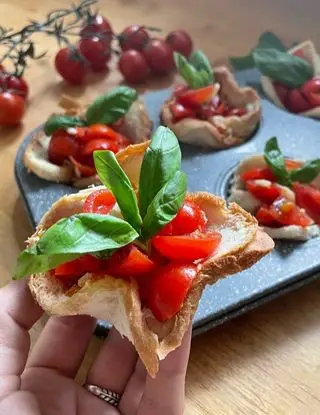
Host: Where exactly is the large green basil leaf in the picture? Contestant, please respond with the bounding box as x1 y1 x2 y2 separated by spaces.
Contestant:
44 114 87 136
290 159 320 183
264 137 291 187
94 150 142 231
253 48 313 88
139 126 181 218
142 170 187 240
86 86 137 125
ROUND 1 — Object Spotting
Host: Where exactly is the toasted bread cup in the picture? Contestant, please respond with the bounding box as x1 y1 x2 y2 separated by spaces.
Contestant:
229 155 320 240
261 40 320 118
161 67 261 148
27 145 274 377
23 98 152 188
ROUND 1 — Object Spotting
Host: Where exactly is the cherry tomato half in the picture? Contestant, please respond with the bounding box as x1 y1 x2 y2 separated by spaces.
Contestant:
178 85 216 108
119 25 150 51
0 92 25 125
143 39 174 76
48 130 79 165
293 183 320 225
246 180 281 204
83 189 116 215
147 263 197 321
118 50 150 84
152 231 221 261
165 30 193 58
55 47 89 85
159 201 208 235
81 138 120 161
240 168 276 182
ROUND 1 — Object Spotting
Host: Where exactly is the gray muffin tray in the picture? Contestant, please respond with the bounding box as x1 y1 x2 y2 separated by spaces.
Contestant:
15 69 320 337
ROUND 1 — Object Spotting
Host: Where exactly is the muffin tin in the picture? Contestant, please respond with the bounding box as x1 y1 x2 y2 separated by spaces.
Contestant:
15 68 320 337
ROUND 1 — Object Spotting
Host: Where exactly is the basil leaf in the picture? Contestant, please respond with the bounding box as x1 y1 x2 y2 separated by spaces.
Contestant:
264 137 291 187
94 150 142 231
86 86 137 125
44 114 86 136
257 31 286 51
142 171 187 239
139 126 181 218
252 48 313 88
35 213 138 254
174 52 202 89
290 159 320 183
230 54 255 71
190 50 214 83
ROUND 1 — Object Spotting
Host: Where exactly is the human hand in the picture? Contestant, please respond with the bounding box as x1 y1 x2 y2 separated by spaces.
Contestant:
0 280 191 415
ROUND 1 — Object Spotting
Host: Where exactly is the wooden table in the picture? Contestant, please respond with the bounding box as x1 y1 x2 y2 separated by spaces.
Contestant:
1 0 320 413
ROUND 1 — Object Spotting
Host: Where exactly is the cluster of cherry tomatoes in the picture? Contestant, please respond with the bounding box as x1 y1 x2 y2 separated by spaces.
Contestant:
0 66 29 125
54 13 193 85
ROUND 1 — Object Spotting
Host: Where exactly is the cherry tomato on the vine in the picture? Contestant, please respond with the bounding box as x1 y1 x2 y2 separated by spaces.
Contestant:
118 50 149 84
165 30 193 57
143 39 174 76
79 37 111 72
0 92 25 126
55 47 89 85
81 14 113 40
48 130 79 165
119 25 150 51
0 74 29 98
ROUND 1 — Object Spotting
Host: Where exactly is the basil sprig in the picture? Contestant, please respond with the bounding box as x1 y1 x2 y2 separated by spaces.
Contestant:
14 215 139 279
43 86 137 136
230 31 313 88
263 137 320 187
174 50 214 89
15 127 187 279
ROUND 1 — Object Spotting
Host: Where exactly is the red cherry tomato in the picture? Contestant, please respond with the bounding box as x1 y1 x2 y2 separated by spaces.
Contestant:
241 168 276 182
165 30 193 57
81 14 113 40
273 82 289 104
0 74 29 98
118 50 150 84
79 37 111 72
48 130 79 165
256 205 280 227
293 183 320 224
270 197 314 227
143 39 174 76
70 156 96 177
246 180 281 204
82 138 120 159
55 47 89 85
83 189 116 215
178 85 216 108
54 254 104 279
0 92 25 125
75 124 127 143
299 77 320 108
152 231 221 261
170 102 195 122
119 25 150 51
160 201 208 235
284 88 313 113
147 263 197 321
105 246 157 279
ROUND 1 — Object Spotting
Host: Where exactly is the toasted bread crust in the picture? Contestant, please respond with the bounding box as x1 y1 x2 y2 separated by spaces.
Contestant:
161 66 261 148
23 98 152 186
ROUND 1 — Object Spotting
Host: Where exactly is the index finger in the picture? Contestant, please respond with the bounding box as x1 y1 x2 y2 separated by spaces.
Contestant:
138 325 192 415
0 280 43 400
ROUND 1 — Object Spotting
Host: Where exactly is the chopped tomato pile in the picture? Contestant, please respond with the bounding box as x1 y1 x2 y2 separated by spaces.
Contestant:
242 163 319 228
51 190 222 322
48 123 130 176
170 84 247 123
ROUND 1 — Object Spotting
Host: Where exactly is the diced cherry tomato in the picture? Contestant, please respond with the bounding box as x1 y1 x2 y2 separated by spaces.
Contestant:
178 85 216 109
256 205 281 227
159 201 208 235
78 124 127 142
285 159 303 171
173 84 189 97
170 102 195 122
48 130 79 166
293 183 320 225
54 254 104 278
227 107 246 116
81 138 120 162
70 156 96 177
147 263 197 322
105 246 157 279
83 189 116 215
152 231 221 261
270 197 314 227
240 168 276 182
246 180 281 204
214 103 227 116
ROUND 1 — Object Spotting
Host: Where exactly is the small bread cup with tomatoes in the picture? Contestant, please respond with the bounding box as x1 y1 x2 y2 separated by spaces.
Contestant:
23 86 152 188
16 127 274 377
229 137 320 240
161 51 261 148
